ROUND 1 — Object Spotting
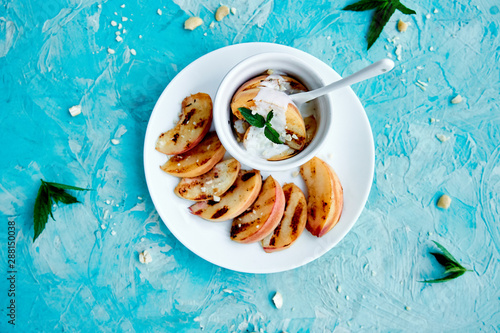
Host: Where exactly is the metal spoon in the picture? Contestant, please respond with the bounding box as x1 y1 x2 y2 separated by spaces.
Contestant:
290 58 395 107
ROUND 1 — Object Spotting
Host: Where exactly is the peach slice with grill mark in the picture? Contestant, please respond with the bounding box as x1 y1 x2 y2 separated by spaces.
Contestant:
174 158 241 201
261 183 307 252
188 169 262 221
155 93 213 155
300 157 343 237
230 176 285 244
160 132 225 178
233 74 308 97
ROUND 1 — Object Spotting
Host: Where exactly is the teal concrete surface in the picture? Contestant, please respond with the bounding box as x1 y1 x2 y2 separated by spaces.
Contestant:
1 0 499 331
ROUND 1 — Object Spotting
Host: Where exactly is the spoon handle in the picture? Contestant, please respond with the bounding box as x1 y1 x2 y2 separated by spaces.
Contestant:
291 58 395 105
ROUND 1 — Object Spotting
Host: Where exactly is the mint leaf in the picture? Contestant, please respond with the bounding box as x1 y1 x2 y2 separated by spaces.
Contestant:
343 0 385 11
33 179 90 241
238 107 265 128
421 241 472 283
264 126 283 144
421 270 466 284
367 2 396 49
395 1 416 14
266 110 274 123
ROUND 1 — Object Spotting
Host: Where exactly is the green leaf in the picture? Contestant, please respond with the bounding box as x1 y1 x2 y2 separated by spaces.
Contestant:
432 241 461 265
421 270 466 284
33 183 52 242
430 252 464 271
264 126 283 144
48 186 79 205
43 180 90 191
343 0 386 11
367 2 396 49
238 107 266 128
266 110 274 123
395 1 416 15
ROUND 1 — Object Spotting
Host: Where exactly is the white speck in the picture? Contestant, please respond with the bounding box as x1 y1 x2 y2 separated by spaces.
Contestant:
238 224 241 228
69 105 82 117
256 225 260 229
97 4 102 8
114 12 118 15
345 295 350 300
405 306 411 311
429 118 436 123
107 47 115 54
402 69 406 73
436 134 450 142
272 292 283 309
130 49 137 56
111 139 120 145
122 29 127 34
115 36 123 42
371 270 377 276
327 35 331 40
139 250 152 264
138 196 143 200
100 224 106 230
429 46 434 51
200 187 206 192
140 237 145 242
395 44 402 61
451 94 463 104
203 32 207 36
292 171 299 177
115 31 121 36
417 80 428 86
223 289 233 293
105 199 111 205
103 209 109 220
111 20 117 26
213 195 221 202
231 7 237 15
122 16 128 22
118 23 123 29
386 52 393 58
209 21 215 29
415 82 427 91
157 9 162 15
337 286 342 293
111 230 117 236
139 35 143 39
121 4 125 8
385 124 391 128
426 13 431 19
428 231 433 236
433 9 438 13
416 66 424 70
115 204 119 207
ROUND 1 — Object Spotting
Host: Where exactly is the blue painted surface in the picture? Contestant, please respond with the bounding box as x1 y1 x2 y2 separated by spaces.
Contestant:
1 0 499 331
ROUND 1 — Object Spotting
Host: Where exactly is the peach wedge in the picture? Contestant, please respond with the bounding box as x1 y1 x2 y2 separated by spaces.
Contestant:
174 158 241 201
155 93 213 155
300 157 343 237
230 176 285 244
261 183 307 252
160 132 225 178
189 169 262 221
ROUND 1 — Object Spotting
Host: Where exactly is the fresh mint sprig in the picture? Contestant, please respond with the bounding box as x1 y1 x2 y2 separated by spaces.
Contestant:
33 179 91 241
238 107 283 144
421 241 473 283
343 0 416 49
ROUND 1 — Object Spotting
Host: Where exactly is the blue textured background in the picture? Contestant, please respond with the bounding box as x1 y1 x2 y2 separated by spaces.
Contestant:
1 0 499 331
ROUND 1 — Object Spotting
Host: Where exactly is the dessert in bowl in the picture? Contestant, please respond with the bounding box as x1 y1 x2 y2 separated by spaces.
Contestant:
213 52 334 172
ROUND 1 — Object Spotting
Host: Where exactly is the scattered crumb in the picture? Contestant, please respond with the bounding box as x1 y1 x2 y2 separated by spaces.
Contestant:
345 295 350 300
139 35 143 39
111 139 120 145
100 224 106 230
433 8 438 13
223 289 233 294
415 81 426 91
114 12 118 15
213 195 221 202
371 270 377 276
395 44 402 60
139 250 153 264
429 118 435 123
203 32 207 36
417 80 428 87
209 21 215 29
115 36 123 42
122 16 128 22
429 46 434 51
215 5 230 21
122 29 127 34
292 171 299 177
385 124 391 128
120 4 125 8
111 230 117 236
69 105 82 117
437 194 451 209
397 20 408 32
184 17 203 30
451 94 463 104
138 196 143 200
272 292 283 309
111 20 117 26
436 134 450 142
157 9 162 15
337 286 342 293
405 306 411 311
130 49 137 56
426 13 431 19
231 7 237 15
97 4 102 8
416 66 424 70
118 23 123 29
115 31 121 36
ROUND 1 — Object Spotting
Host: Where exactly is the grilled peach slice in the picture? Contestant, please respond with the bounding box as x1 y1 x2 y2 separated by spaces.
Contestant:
155 93 212 155
231 88 306 151
230 176 285 243
174 158 241 201
160 132 225 178
189 169 262 221
234 74 308 97
304 115 317 146
261 183 307 252
300 157 343 237
267 147 297 161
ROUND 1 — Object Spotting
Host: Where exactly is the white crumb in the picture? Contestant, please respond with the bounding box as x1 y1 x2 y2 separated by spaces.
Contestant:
111 230 117 236
436 134 450 142
115 36 123 42
69 105 82 117
130 49 137 55
120 4 125 8
100 224 106 230
111 20 117 26
451 94 463 104
139 250 153 264
272 292 283 309
231 7 237 15
122 16 128 22
111 139 120 145
157 9 162 15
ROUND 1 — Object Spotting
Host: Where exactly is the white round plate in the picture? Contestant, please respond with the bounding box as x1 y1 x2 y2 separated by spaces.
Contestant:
144 43 374 274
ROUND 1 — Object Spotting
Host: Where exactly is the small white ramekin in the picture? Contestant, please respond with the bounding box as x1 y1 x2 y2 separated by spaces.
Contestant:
213 52 333 171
